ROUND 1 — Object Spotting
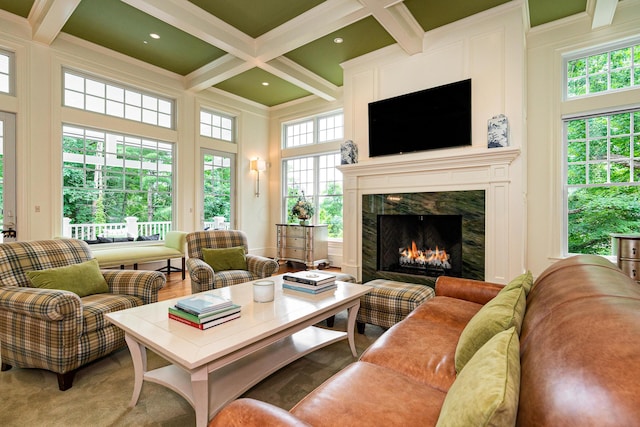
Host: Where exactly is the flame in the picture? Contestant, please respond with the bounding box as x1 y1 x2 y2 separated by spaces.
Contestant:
400 241 450 268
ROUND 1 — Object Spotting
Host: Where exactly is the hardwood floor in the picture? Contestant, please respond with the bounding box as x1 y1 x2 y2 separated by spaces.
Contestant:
157 262 341 301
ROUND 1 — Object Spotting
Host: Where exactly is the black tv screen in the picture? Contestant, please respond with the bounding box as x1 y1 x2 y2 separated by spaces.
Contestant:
368 79 471 157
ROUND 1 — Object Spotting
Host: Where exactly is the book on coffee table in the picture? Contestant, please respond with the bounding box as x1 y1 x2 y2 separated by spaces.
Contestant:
169 310 241 330
283 282 337 294
169 305 241 324
176 294 233 314
282 271 336 286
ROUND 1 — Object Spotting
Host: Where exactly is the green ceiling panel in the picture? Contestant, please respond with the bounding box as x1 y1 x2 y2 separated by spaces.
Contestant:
214 68 312 107
284 17 396 86
0 0 34 18
62 0 227 76
188 0 326 38
405 0 511 32
528 0 587 27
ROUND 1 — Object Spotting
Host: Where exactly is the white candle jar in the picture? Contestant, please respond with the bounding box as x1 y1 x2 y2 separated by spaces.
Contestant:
253 280 275 303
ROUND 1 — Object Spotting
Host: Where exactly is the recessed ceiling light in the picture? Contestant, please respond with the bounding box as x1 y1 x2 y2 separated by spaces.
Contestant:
150 33 160 39
333 37 343 44
262 82 269 86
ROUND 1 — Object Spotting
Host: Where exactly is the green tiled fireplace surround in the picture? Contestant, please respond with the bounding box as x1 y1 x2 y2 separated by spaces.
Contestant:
362 190 485 285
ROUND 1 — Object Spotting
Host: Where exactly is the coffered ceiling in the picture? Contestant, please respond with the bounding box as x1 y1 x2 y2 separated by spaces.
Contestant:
0 0 619 107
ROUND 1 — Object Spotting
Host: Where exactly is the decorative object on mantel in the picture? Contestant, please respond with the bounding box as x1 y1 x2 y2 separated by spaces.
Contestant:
487 114 509 148
340 139 358 164
291 192 314 225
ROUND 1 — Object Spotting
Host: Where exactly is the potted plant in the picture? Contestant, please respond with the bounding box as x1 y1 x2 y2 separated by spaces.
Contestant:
291 192 314 225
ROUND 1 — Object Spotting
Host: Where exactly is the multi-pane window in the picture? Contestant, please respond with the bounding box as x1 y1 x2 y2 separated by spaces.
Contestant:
566 43 640 98
283 111 344 148
0 50 13 94
282 110 344 238
200 109 235 142
565 109 640 254
63 69 174 129
283 153 343 238
62 125 173 238
203 152 233 227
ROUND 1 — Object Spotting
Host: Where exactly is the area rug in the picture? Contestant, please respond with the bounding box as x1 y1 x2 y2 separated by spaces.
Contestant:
0 312 383 426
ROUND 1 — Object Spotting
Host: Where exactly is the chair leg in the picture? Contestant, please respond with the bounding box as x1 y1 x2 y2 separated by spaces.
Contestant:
357 321 366 334
182 257 186 280
1 362 12 371
57 370 77 391
326 315 335 327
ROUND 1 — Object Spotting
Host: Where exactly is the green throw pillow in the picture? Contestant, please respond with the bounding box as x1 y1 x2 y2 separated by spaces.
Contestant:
202 246 247 272
454 283 526 373
437 327 520 427
500 271 533 295
26 258 109 297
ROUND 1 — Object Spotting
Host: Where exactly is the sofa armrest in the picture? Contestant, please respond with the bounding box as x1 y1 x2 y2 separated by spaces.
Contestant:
0 286 81 321
435 276 503 305
246 255 279 278
101 270 166 305
186 257 214 293
209 398 311 427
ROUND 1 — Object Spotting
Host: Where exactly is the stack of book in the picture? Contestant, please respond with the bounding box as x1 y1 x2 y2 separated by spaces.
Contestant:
168 294 241 330
282 271 337 294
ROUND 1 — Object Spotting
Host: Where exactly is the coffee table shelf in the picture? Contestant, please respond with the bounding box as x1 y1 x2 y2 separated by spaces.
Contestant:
144 326 346 415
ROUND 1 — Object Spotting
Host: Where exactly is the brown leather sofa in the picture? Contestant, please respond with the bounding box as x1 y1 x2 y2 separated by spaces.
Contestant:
209 255 640 426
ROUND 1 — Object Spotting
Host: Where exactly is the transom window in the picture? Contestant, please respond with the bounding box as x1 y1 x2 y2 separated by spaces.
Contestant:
62 124 174 240
199 108 235 142
566 42 640 98
63 69 174 129
283 111 343 148
0 50 13 94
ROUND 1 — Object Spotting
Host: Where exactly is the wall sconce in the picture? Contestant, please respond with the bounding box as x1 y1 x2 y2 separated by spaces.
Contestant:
250 158 267 197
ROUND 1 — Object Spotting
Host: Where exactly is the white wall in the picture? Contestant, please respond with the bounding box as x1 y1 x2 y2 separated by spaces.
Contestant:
0 13 271 256
526 0 640 276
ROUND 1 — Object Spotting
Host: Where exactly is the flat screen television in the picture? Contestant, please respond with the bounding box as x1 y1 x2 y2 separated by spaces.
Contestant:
368 79 471 157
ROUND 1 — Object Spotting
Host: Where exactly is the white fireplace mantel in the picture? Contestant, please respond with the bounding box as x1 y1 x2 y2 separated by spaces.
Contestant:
338 146 524 284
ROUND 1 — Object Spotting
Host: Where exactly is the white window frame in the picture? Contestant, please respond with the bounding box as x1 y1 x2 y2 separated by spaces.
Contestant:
0 49 15 95
199 108 236 142
282 110 344 149
562 38 640 257
63 68 175 129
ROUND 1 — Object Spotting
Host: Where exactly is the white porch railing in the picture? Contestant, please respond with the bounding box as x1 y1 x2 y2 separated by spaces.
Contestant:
62 217 172 240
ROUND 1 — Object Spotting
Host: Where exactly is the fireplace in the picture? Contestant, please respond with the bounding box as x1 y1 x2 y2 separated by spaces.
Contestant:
362 191 485 285
377 214 463 278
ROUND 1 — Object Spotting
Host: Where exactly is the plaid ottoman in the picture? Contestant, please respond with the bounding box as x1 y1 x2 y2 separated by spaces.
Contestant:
357 279 435 333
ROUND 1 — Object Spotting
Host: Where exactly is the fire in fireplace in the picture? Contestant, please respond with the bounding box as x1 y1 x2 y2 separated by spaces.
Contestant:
399 241 452 273
378 214 463 278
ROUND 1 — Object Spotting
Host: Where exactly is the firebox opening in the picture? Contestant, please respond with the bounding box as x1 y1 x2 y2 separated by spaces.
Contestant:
377 214 463 278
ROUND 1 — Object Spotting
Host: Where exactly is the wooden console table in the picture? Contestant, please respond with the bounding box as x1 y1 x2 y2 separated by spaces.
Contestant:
275 224 329 269
612 233 640 283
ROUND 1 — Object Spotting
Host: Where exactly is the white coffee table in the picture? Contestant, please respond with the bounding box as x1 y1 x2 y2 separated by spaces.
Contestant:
106 275 371 427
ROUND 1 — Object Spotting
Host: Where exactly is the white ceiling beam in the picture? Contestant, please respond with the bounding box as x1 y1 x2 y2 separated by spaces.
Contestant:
255 0 367 61
359 0 423 55
590 0 619 29
122 0 256 61
263 57 340 102
29 0 81 45
185 54 254 92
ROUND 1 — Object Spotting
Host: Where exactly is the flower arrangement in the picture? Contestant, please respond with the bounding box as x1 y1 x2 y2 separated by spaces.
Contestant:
291 192 314 220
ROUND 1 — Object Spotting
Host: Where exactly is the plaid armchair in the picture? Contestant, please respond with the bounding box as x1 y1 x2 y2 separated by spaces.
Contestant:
186 230 279 293
0 239 165 390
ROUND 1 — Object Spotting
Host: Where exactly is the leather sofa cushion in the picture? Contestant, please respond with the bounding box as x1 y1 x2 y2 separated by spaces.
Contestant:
360 296 483 392
437 327 520 427
291 361 446 426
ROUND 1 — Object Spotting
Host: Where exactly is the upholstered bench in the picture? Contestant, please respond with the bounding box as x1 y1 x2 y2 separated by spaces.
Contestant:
357 278 435 333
